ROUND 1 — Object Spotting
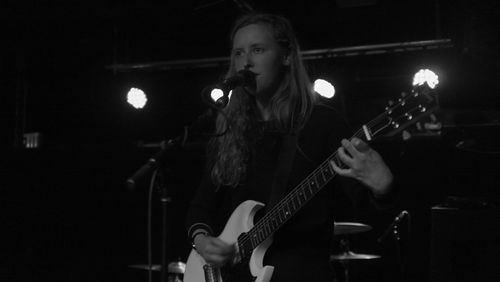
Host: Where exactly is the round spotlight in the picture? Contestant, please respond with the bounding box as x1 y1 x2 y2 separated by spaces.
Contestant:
210 88 233 103
313 79 336 98
127 87 147 109
412 69 439 89
210 88 224 102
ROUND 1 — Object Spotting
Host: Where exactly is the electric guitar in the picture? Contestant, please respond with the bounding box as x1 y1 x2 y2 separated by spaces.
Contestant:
184 82 438 282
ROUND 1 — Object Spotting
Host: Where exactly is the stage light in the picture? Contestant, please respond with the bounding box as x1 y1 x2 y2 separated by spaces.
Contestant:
313 79 336 98
210 88 233 103
412 69 439 89
127 87 147 109
210 88 224 102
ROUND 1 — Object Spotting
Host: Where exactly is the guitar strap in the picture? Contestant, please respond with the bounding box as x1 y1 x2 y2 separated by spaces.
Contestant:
267 132 298 209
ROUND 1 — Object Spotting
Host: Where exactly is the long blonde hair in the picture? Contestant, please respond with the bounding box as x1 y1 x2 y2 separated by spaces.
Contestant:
209 13 317 187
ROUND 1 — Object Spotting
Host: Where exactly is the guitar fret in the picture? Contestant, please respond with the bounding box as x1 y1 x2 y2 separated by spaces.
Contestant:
301 190 306 201
262 222 269 235
307 183 313 196
250 236 256 250
284 202 291 217
271 215 277 229
320 167 327 183
302 185 310 199
285 200 292 214
323 163 333 179
310 177 319 190
252 231 258 247
315 172 325 187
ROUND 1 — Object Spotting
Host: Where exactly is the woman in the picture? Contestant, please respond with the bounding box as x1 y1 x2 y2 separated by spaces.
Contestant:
186 13 393 282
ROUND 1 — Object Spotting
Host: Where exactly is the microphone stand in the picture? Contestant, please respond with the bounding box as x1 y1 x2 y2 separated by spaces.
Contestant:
126 108 216 282
125 128 186 282
158 169 171 282
377 210 409 282
126 82 226 281
126 128 187 191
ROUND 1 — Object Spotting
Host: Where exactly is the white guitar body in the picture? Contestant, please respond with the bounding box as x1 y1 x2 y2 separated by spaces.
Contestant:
184 200 274 282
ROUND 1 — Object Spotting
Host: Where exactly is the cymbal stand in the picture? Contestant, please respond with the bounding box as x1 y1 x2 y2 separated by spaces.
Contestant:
158 170 172 282
339 238 351 282
392 217 409 282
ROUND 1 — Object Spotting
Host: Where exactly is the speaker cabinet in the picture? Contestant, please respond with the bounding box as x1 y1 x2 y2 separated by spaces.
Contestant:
430 205 500 282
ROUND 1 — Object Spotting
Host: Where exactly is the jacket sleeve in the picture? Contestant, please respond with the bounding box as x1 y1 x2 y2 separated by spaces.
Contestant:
185 164 231 240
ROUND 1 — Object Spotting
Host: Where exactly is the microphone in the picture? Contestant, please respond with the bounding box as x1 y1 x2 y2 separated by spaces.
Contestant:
215 69 256 107
377 210 409 243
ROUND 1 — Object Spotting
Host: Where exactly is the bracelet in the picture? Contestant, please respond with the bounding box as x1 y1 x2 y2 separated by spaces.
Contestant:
191 230 209 250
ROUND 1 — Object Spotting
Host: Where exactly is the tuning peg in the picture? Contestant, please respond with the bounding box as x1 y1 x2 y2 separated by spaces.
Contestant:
385 100 394 113
416 121 423 131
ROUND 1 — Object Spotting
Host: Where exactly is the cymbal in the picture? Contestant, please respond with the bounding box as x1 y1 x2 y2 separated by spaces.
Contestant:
128 261 186 273
330 251 381 261
129 264 161 272
334 222 372 235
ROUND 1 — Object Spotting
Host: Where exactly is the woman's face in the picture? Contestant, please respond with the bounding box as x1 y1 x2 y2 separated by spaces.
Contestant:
232 23 289 100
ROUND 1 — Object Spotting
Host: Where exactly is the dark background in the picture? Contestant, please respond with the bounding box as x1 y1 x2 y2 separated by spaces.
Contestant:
1 0 500 281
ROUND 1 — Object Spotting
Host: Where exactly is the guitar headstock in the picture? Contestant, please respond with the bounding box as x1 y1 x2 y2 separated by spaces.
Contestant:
364 82 439 141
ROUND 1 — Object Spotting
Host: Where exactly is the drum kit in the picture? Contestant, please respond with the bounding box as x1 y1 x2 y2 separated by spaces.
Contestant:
128 222 377 282
331 222 380 282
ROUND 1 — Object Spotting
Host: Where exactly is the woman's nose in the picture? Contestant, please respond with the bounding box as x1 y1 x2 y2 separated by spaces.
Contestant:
244 53 254 69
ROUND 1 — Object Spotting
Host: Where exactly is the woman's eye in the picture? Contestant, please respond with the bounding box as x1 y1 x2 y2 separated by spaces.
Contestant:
233 50 244 57
253 48 263 54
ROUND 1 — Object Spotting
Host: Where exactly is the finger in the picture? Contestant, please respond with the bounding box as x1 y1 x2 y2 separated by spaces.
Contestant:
211 239 235 251
337 146 355 168
351 137 370 153
330 159 353 177
205 254 229 266
341 139 361 158
209 241 235 257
